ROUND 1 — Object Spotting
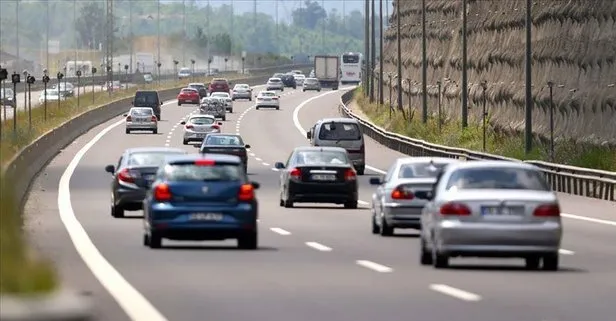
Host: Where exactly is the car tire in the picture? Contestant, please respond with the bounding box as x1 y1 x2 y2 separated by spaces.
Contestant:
432 245 449 269
178 101 182 106
283 192 294 208
317 89 321 92
229 109 233 113
153 129 158 134
111 204 124 218
276 107 280 110
222 116 226 121
542 253 559 271
344 200 358 209
379 216 394 236
302 89 306 92
249 98 252 101
237 231 258 250
125 129 130 134
525 256 541 270
143 234 150 246
183 139 188 145
279 198 284 207
356 166 365 175
371 214 379 234
420 238 433 265
256 106 260 110
156 115 161 121
148 232 162 249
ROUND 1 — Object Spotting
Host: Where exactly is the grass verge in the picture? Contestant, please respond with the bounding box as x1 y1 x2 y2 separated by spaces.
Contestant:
353 88 616 171
0 75 250 294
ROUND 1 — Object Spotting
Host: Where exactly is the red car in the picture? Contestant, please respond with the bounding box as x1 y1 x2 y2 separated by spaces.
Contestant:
177 88 200 106
208 78 230 94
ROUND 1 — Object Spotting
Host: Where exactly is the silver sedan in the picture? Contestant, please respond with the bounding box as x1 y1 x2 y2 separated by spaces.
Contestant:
181 114 222 145
369 157 460 236
124 107 158 134
416 160 562 270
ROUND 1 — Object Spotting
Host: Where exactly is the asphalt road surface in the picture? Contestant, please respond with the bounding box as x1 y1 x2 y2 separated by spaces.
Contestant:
24 83 616 321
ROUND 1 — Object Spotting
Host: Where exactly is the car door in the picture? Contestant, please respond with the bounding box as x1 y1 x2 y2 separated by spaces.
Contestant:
280 152 296 195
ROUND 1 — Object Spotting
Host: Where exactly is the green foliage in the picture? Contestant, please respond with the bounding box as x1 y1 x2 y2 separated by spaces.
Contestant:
354 89 616 171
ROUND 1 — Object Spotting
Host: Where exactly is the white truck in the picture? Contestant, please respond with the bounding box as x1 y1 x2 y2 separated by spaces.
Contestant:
314 55 339 90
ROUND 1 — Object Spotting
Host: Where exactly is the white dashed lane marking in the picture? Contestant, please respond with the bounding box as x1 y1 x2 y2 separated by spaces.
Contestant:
355 260 393 273
305 242 333 252
270 227 291 236
429 284 482 302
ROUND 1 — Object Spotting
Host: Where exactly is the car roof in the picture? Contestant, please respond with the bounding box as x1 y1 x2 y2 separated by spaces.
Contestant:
205 133 242 138
395 157 460 165
294 146 348 153
212 78 228 81
126 147 186 154
130 107 153 111
269 77 281 81
165 153 242 164
188 83 205 86
181 87 197 90
135 90 157 94
317 117 360 124
189 114 215 119
446 160 534 171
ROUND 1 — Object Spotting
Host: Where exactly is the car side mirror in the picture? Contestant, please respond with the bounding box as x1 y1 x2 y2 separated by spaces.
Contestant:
306 131 312 139
245 144 251 149
369 177 382 185
123 114 127 117
218 122 223 125
104 165 115 174
414 190 434 201
274 162 285 169
180 121 186 125
251 181 260 189
160 101 163 105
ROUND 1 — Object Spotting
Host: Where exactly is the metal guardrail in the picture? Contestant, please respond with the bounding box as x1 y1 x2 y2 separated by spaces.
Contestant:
337 89 616 202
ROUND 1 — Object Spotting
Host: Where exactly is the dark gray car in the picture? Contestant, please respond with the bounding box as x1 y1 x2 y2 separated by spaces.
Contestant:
104 147 187 218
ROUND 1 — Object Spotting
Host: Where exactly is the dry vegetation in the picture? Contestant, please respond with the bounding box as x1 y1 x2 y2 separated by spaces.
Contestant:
378 0 616 148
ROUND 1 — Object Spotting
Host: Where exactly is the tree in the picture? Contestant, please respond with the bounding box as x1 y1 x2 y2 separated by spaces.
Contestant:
75 2 107 49
193 27 209 50
291 0 327 30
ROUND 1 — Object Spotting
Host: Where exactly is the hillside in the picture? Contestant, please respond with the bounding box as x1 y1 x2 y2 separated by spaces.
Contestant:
381 0 616 145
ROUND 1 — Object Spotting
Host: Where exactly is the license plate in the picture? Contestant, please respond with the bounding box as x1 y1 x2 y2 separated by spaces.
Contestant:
190 213 223 221
481 206 524 217
196 133 205 138
311 174 336 181
144 174 155 181
136 117 148 123
263 98 271 101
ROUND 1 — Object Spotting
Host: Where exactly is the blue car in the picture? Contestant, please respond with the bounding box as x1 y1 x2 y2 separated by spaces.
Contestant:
142 153 260 249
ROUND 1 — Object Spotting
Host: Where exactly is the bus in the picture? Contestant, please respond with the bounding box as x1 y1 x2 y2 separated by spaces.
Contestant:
340 52 362 85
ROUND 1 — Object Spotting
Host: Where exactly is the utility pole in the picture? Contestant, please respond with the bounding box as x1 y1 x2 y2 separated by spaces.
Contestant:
396 0 402 111
524 0 533 153
129 1 133 73
378 0 384 105
157 0 161 71
321 0 325 54
369 0 376 103
46 1 49 73
421 0 428 123
74 0 77 74
231 0 235 61
363 0 370 96
16 1 20 73
106 0 114 84
182 0 186 66
275 0 279 54
461 0 469 128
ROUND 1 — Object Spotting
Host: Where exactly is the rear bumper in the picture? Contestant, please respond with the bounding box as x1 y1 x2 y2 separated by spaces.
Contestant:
383 205 424 228
303 86 320 91
178 98 200 104
288 181 357 203
232 92 251 99
267 86 284 90
126 123 157 130
434 221 562 256
115 188 146 208
256 101 279 108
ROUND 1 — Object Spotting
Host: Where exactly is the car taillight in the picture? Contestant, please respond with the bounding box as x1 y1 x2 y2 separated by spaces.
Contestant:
195 159 216 166
238 184 255 201
117 168 136 183
344 168 357 181
211 125 220 130
440 202 471 215
391 186 413 200
126 115 132 121
154 183 172 201
151 116 157 122
533 204 560 217
185 124 194 129
290 168 302 181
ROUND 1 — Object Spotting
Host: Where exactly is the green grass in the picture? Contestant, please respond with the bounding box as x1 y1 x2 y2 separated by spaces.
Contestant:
0 74 256 294
354 88 616 171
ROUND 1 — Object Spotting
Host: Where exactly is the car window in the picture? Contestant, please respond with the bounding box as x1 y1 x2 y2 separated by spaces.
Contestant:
189 85 204 89
128 152 183 167
383 163 396 183
211 93 228 97
205 135 243 146
212 79 228 85
295 151 350 165
181 88 197 93
130 108 153 116
269 78 281 82
261 92 275 97
190 117 215 125
445 167 550 191
398 162 448 179
163 163 243 182
317 122 361 141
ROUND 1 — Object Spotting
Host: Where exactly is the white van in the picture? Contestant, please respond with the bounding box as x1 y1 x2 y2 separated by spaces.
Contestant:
306 118 365 175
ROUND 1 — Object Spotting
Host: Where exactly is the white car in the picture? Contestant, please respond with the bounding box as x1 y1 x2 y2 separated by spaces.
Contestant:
266 77 284 91
209 92 233 113
38 89 64 103
255 91 280 110
293 74 306 86
180 114 222 145
124 107 158 134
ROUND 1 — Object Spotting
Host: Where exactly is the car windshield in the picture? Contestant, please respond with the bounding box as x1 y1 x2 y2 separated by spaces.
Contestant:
181 88 197 93
212 80 227 85
164 163 243 181
295 151 350 165
143 74 153 80
398 162 449 178
445 167 550 191
128 152 183 166
318 122 361 140
305 79 318 84
343 55 360 63
134 92 158 106
269 78 281 83
261 92 276 97
205 135 243 146
190 117 215 125
273 73 284 78
130 108 153 116
189 84 204 89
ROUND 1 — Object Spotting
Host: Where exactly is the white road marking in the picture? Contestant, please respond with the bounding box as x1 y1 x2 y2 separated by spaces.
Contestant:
559 248 575 255
255 157 262 161
56 102 179 321
429 284 482 302
271 168 279 171
249 153 256 157
561 213 616 227
355 260 393 273
270 227 291 235
358 200 369 205
305 242 332 252
262 162 270 166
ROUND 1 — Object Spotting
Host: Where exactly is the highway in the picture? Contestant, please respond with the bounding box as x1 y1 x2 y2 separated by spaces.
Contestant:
24 84 616 321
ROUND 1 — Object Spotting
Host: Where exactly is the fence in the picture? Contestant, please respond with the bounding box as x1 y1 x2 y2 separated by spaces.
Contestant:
338 89 616 202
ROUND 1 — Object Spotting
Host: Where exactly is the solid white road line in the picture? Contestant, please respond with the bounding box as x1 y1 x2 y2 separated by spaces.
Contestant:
270 227 292 235
429 284 482 302
57 102 180 321
561 213 616 227
357 200 369 205
305 242 333 252
355 260 393 273
559 248 575 255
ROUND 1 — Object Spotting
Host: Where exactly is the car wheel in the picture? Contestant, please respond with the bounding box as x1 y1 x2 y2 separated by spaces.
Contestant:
153 129 158 134
302 89 306 92
156 115 161 121
148 231 162 249
143 234 150 246
256 106 260 110
525 256 541 270
356 166 365 175
183 139 188 145
283 192 294 208
276 106 280 110
279 197 284 207
542 253 559 271
371 214 379 234
432 243 449 268
249 98 252 101
317 89 321 92
222 116 226 121
420 237 433 265
229 109 233 113
344 200 358 209
379 216 394 236
178 101 182 106
111 204 124 218
125 129 130 134
237 231 258 250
